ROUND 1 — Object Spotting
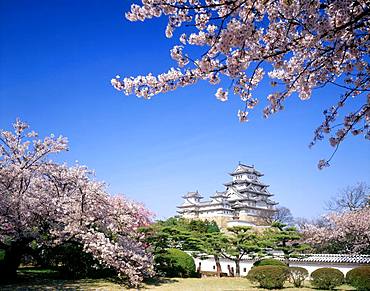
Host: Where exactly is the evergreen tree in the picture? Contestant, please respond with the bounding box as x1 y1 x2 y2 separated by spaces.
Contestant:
219 226 265 277
264 222 310 263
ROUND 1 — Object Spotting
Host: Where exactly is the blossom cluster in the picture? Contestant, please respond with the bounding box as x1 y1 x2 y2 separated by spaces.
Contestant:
302 207 370 255
113 0 369 166
0 120 154 286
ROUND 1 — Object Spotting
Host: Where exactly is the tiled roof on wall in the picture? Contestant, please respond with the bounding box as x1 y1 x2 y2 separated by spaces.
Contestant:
290 254 370 264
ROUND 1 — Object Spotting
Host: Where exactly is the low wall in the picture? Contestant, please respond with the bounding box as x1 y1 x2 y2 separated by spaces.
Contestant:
289 261 364 275
194 257 254 277
193 256 367 276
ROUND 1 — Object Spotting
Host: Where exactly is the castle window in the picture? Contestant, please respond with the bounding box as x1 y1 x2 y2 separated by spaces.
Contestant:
243 268 247 272
213 265 215 270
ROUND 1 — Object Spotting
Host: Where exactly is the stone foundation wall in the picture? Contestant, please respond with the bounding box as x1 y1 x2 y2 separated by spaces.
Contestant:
197 215 233 229
196 214 268 229
239 213 267 226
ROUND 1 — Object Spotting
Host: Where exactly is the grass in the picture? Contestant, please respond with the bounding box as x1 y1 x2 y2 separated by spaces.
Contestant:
1 273 356 291
142 278 355 291
18 267 60 275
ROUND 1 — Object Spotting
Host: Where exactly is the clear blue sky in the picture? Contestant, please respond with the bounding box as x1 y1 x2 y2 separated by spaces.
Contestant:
1 0 369 220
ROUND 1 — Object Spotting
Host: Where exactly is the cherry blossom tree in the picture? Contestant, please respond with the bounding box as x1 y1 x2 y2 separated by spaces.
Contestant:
112 0 369 168
302 207 370 255
0 119 153 286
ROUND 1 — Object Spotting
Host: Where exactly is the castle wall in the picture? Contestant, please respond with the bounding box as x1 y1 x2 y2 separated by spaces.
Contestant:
193 256 367 276
239 213 267 226
197 214 233 229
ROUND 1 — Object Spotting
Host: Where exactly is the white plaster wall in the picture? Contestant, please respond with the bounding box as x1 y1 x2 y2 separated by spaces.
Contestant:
194 257 254 276
194 257 364 276
289 261 363 275
198 213 232 218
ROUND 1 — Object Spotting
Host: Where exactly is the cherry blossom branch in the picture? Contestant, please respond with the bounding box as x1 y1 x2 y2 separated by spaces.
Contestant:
116 0 370 168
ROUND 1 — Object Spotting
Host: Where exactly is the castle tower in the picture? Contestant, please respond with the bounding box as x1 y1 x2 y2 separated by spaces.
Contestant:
177 163 278 228
177 191 203 219
223 163 278 226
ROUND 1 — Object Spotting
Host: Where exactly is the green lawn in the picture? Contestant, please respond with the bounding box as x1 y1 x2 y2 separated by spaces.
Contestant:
0 276 355 291
143 278 354 291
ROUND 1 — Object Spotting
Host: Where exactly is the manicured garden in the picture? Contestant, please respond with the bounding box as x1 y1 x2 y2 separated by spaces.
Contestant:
5 258 369 291
0 270 357 291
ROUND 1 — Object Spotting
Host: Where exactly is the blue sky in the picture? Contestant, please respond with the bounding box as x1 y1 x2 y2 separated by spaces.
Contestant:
1 0 369 220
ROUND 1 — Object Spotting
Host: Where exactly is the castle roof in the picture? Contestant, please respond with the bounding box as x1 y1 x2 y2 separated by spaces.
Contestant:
210 191 228 199
266 199 278 205
232 201 245 208
238 188 273 196
289 254 370 264
224 180 269 187
229 163 263 176
181 191 203 199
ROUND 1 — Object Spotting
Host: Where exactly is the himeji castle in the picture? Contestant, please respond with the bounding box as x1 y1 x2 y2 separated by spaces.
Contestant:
177 163 278 228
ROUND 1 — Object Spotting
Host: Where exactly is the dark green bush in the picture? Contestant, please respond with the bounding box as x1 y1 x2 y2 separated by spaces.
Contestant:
346 266 370 291
155 248 196 278
253 258 287 267
288 267 308 288
247 265 290 289
311 268 344 290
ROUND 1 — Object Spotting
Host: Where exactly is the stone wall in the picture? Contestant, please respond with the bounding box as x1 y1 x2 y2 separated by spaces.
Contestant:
197 215 232 229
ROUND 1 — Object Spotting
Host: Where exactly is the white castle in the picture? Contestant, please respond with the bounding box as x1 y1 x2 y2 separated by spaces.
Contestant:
177 163 278 228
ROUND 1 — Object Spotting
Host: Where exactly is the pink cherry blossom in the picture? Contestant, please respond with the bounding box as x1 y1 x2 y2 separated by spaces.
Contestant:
113 0 370 167
302 207 370 255
215 88 228 102
0 119 154 286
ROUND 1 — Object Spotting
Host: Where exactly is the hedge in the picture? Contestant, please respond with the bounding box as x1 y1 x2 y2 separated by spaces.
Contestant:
247 265 289 289
346 266 370 291
253 258 287 267
311 268 344 290
154 248 196 278
288 267 308 288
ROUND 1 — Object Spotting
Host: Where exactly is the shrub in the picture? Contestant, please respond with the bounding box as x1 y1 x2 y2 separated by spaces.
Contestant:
346 266 370 291
154 248 196 278
289 267 309 288
247 265 290 289
253 258 287 267
311 268 344 290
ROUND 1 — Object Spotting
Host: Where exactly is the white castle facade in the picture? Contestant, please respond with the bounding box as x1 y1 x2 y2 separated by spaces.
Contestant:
177 163 278 228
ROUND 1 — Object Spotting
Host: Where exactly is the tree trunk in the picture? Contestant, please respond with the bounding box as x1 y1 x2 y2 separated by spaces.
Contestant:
235 260 240 277
214 255 222 277
0 242 25 281
227 265 232 276
197 261 201 273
